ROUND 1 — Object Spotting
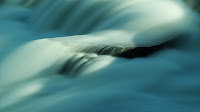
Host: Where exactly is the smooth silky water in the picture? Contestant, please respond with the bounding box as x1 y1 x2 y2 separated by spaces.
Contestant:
0 0 200 112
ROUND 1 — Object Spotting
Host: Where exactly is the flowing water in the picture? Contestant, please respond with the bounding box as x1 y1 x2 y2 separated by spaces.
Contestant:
0 0 200 112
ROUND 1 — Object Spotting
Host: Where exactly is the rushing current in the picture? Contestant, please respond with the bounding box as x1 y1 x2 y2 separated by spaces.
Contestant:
0 0 200 112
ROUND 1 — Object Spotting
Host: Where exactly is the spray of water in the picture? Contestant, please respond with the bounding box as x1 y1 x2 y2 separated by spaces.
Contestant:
0 0 200 112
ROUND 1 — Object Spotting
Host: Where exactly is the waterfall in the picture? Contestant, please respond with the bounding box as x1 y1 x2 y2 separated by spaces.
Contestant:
0 0 200 112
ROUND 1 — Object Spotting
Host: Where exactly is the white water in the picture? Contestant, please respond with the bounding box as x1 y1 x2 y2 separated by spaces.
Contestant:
0 0 200 112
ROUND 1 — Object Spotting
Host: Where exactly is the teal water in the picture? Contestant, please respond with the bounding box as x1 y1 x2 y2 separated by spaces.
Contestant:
0 0 200 112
